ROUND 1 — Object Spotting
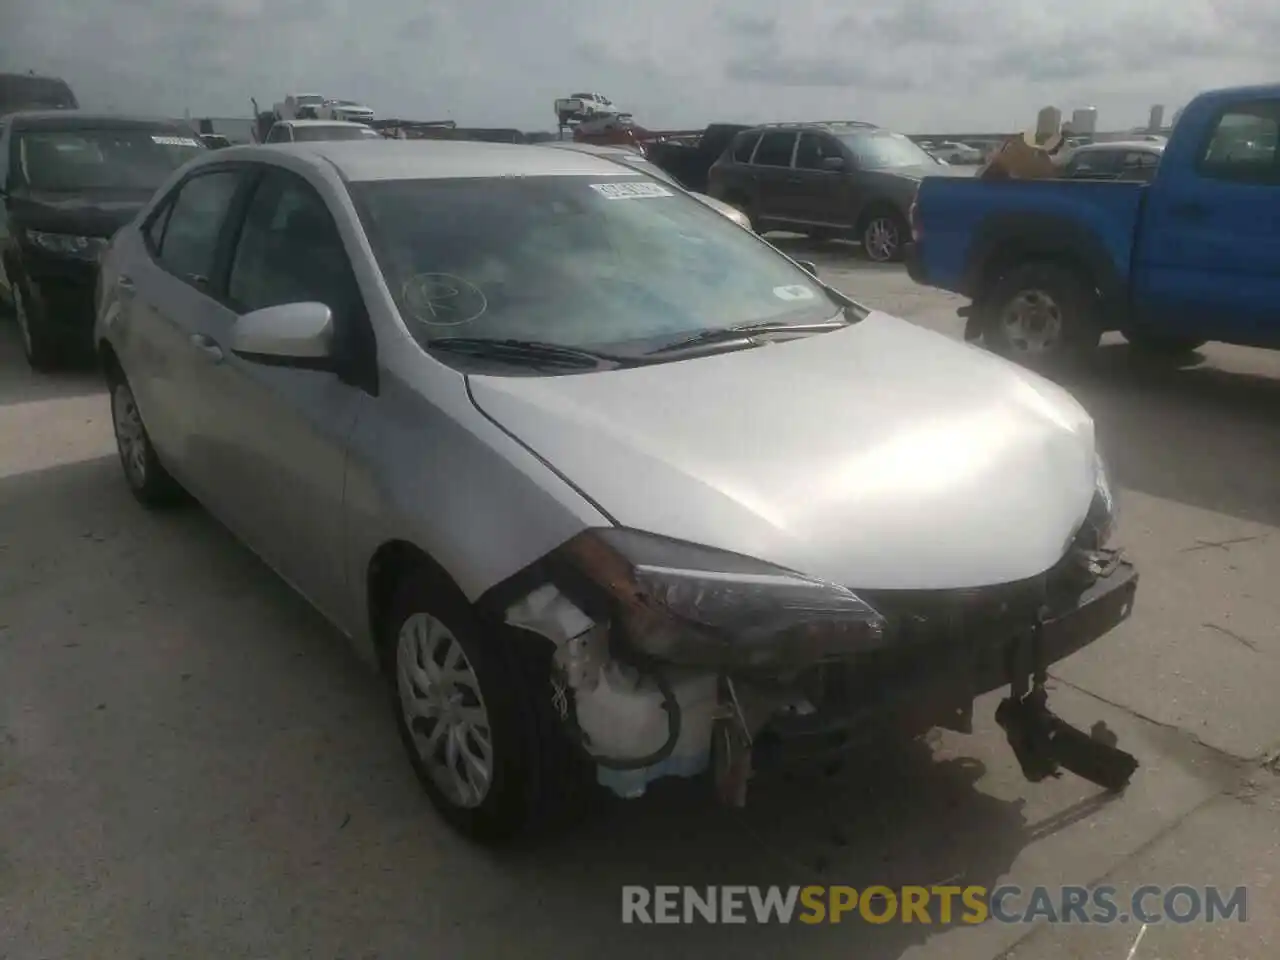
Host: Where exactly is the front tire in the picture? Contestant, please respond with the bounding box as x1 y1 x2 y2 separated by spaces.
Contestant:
385 571 593 845
108 374 185 507
12 274 62 371
981 262 1102 366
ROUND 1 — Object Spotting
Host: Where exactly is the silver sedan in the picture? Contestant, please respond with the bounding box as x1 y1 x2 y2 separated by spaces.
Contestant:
94 139 1129 844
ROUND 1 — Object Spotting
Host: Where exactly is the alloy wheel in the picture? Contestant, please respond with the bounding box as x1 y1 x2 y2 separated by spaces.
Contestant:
112 382 148 488
396 612 494 809
863 216 901 262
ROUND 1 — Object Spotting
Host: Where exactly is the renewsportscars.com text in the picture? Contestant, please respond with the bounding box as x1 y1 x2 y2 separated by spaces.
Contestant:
621 884 1248 925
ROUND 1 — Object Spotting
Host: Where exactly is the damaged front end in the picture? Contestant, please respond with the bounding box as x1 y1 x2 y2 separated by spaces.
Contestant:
500 499 1139 807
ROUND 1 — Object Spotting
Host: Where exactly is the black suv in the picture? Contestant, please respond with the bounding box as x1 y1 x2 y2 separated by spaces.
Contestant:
0 112 205 369
707 120 968 262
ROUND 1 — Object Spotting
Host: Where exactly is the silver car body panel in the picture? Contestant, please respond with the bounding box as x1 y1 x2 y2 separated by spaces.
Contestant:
469 312 1100 591
96 139 1101 676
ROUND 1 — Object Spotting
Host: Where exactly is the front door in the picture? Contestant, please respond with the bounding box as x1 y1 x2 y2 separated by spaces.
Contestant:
191 165 368 616
791 132 853 229
1135 97 1280 346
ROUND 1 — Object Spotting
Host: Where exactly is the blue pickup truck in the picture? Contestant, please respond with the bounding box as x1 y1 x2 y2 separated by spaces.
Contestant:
906 83 1280 363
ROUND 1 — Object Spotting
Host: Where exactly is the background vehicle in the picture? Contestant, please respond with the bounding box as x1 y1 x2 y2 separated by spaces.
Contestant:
708 120 971 262
643 123 751 192
1058 141 1163 181
540 140 755 230
318 99 375 124
94 139 1136 845
272 93 325 121
931 140 984 164
0 72 78 114
0 112 204 369
554 92 615 124
907 83 1280 363
264 120 373 143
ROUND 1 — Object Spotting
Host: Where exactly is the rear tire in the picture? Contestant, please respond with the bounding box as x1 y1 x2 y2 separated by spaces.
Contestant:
384 570 595 845
107 369 186 507
981 262 1102 366
12 273 62 372
858 208 908 263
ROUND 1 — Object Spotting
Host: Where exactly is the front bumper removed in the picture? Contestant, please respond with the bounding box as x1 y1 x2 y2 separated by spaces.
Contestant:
741 558 1140 796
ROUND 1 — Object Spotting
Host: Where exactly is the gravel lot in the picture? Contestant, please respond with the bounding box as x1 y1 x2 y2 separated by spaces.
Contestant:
2 248 1278 959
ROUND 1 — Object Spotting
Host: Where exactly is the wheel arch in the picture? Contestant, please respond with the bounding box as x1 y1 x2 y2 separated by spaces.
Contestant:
366 539 470 674
965 214 1125 326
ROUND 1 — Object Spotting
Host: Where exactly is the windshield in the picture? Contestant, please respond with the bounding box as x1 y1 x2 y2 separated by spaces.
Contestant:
16 127 203 192
292 125 367 142
837 131 939 169
352 175 837 357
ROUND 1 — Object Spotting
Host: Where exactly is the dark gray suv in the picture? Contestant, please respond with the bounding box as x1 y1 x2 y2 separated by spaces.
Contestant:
707 121 969 262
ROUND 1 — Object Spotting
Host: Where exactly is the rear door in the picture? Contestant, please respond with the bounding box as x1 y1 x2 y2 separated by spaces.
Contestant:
791 132 853 228
748 130 798 224
122 167 247 489
1135 98 1280 345
0 120 11 300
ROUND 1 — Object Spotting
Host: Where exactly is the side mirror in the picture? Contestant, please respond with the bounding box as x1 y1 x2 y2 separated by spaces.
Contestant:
796 260 819 278
230 302 334 368
821 156 846 171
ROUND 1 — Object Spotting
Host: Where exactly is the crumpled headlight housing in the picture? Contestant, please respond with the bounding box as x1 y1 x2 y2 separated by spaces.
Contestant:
559 528 887 670
1081 451 1117 548
25 230 108 260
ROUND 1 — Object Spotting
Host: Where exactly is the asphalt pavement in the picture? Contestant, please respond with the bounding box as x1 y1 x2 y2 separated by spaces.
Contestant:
1 250 1277 959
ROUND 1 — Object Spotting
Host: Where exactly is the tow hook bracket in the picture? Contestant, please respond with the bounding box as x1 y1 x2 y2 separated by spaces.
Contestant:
998 619 1138 792
996 687 1139 791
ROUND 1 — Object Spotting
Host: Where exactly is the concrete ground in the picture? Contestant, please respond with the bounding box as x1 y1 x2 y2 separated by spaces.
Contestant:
1 249 1277 959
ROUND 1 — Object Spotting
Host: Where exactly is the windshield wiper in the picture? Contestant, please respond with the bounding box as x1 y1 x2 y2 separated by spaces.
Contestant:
648 317 851 355
427 337 624 369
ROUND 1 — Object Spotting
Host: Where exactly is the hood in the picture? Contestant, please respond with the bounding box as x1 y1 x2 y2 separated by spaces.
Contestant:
10 189 153 238
468 313 1100 591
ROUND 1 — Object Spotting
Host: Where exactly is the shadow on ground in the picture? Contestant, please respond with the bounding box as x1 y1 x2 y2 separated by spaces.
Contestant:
0 455 1113 959
0 321 103 407
1053 342 1280 528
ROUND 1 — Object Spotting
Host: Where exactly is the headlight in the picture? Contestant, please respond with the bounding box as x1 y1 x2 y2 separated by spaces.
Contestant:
26 230 109 260
559 528 887 670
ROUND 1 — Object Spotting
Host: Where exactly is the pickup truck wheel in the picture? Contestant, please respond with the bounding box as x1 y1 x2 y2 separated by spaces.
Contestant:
983 263 1101 364
859 209 908 263
1124 331 1206 356
384 571 595 845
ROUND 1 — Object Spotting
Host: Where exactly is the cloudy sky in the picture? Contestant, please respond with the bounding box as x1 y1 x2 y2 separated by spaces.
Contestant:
1 0 1275 133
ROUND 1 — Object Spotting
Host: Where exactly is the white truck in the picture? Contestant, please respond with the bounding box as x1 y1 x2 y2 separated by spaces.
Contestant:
272 93 325 121
318 99 375 124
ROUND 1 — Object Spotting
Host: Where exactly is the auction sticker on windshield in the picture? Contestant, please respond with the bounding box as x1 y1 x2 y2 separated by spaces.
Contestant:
151 135 201 147
773 284 816 301
589 182 674 200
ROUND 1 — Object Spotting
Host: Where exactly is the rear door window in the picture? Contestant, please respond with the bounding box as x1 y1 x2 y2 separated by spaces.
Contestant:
732 132 761 163
752 131 797 167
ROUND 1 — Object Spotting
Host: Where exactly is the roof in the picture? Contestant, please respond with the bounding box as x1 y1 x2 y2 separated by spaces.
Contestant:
747 120 880 133
1071 140 1165 153
275 119 368 128
214 139 639 182
1 110 194 131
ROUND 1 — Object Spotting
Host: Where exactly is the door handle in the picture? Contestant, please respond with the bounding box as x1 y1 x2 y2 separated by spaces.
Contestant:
117 274 135 291
1169 202 1208 221
787 177 804 185
190 333 224 363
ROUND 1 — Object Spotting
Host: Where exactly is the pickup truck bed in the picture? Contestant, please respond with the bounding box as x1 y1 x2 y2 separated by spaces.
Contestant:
907 82 1280 363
